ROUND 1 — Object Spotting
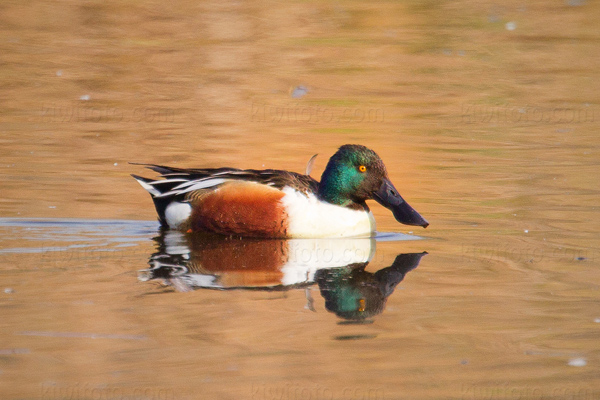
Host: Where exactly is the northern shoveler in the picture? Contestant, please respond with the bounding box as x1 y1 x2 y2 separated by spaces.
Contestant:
132 144 428 238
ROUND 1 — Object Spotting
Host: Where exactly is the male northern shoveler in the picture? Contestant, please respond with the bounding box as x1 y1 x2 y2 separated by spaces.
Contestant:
132 144 428 238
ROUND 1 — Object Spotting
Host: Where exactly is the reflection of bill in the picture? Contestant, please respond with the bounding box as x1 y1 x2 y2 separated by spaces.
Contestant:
139 231 426 321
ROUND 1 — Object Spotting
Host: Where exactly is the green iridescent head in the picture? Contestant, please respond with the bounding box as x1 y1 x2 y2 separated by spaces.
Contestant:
318 144 429 228
319 144 387 206
318 144 386 207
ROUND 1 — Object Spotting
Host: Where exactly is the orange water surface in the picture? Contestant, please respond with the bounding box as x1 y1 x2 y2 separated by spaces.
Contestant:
1 1 599 399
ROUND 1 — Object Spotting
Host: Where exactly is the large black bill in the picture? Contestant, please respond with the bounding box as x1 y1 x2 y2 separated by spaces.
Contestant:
373 179 429 228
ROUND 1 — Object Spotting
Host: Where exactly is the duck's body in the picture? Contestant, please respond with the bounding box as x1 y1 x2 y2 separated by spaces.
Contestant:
133 144 428 238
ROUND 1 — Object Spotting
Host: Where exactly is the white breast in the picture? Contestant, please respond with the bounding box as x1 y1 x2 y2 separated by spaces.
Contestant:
280 187 376 238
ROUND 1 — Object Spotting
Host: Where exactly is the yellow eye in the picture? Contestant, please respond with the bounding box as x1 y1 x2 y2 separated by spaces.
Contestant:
358 299 366 312
358 165 367 172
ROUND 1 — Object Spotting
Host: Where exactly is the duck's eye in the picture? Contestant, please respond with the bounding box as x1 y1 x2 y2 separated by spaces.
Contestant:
358 298 366 312
358 165 367 173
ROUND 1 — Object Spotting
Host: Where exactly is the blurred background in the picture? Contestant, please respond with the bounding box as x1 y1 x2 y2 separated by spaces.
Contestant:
1 0 599 399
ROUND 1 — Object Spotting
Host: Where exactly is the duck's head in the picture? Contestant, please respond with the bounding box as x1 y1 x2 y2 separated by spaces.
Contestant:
318 144 429 228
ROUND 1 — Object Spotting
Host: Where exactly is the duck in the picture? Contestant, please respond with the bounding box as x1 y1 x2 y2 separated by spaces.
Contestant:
132 144 428 238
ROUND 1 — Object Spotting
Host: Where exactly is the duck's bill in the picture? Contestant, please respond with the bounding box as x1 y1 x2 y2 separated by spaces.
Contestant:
373 179 429 228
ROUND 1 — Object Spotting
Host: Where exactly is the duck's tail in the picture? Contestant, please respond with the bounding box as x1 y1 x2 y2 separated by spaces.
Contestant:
131 174 179 225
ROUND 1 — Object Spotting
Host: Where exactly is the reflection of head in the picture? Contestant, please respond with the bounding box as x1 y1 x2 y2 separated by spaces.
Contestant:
316 266 385 321
315 252 426 321
141 231 426 321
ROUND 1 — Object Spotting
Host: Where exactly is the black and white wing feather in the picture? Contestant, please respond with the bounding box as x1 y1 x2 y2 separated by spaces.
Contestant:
132 163 319 204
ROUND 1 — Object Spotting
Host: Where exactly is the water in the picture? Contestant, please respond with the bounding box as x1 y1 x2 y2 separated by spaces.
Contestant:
1 1 599 399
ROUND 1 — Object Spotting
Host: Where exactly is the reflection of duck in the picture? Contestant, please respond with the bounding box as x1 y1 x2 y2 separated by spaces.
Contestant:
139 231 426 321
140 231 375 290
315 252 427 321
132 144 428 238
